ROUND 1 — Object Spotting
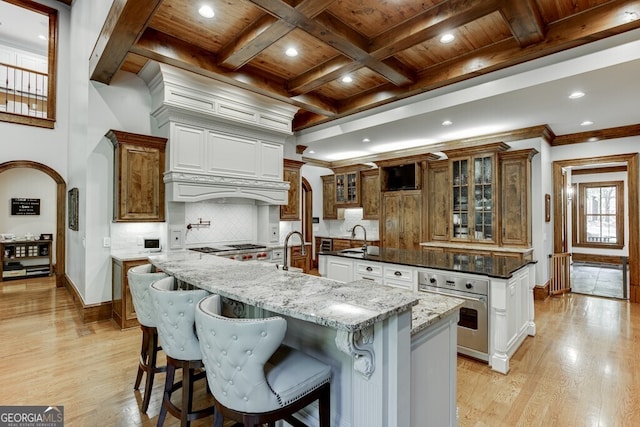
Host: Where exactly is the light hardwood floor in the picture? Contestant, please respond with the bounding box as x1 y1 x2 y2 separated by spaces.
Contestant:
2 276 640 426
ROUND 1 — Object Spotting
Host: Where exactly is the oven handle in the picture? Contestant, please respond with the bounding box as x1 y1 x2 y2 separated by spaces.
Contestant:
429 290 487 305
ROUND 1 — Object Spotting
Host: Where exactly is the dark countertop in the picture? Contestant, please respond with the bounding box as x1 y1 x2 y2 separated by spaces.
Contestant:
319 246 535 279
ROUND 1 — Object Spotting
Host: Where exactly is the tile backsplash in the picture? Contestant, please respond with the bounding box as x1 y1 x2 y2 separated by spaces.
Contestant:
184 201 256 245
326 208 379 239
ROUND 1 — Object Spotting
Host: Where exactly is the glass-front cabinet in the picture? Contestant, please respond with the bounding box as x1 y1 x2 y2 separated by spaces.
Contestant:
450 152 498 243
334 170 360 207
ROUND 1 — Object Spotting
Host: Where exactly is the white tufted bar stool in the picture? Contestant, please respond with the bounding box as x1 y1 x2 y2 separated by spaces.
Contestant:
195 294 332 427
127 264 168 413
150 276 217 427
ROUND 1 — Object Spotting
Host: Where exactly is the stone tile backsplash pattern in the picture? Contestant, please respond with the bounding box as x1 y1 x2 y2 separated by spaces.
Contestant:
327 208 379 239
184 201 256 245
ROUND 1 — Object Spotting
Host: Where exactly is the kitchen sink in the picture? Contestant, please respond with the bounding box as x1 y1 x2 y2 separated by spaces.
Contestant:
339 249 365 254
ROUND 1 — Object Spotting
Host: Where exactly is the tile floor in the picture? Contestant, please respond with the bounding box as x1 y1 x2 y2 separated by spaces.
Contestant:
571 262 627 299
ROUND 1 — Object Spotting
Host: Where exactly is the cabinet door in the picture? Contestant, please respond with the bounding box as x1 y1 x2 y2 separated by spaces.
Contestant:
108 130 167 222
382 192 401 248
332 238 351 251
450 154 496 243
335 171 360 207
280 159 303 220
361 169 380 219
500 150 534 247
428 161 449 241
322 175 338 219
401 191 422 251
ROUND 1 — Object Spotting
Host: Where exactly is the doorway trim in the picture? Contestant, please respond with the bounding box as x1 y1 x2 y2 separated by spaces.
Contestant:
552 153 638 302
0 160 66 287
302 177 313 244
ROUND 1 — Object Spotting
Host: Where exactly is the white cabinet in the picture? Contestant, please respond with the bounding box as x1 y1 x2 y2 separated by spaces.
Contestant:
383 263 416 290
324 257 354 283
489 264 535 374
170 122 283 181
355 260 383 284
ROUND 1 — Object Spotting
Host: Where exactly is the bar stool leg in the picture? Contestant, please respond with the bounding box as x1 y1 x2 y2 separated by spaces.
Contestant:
158 362 176 427
141 328 161 413
134 326 150 390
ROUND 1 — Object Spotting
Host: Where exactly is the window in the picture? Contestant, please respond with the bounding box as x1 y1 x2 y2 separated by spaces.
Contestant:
575 181 624 249
0 0 57 128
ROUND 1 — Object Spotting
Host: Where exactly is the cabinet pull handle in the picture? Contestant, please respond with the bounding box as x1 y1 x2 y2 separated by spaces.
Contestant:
394 271 402 276
366 266 373 272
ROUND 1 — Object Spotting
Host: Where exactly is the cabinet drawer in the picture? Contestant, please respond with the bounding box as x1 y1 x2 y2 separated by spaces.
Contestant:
356 262 383 277
383 279 412 290
383 264 414 283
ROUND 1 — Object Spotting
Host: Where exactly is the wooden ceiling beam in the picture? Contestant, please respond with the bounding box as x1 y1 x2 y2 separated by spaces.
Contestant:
289 0 497 96
552 124 640 146
219 0 336 70
497 0 545 46
246 0 415 86
295 0 640 130
218 14 288 70
131 28 337 117
89 0 163 84
370 0 500 58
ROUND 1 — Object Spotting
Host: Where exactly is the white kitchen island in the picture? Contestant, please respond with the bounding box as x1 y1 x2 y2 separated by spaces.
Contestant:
149 251 463 427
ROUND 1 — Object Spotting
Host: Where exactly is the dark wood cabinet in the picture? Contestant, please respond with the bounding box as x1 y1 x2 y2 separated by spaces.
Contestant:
321 175 344 220
499 148 537 247
107 130 167 222
427 160 449 241
361 169 380 219
111 257 148 329
1 240 53 281
382 190 422 251
289 243 311 273
281 159 304 220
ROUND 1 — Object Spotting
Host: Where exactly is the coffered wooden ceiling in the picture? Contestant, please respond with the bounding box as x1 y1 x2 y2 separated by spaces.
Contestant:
90 0 640 132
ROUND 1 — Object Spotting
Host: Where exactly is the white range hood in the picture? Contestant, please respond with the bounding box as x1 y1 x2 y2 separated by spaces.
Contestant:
140 62 298 204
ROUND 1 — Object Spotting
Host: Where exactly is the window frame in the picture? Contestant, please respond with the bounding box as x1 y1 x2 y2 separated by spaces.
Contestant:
574 180 624 249
0 0 57 128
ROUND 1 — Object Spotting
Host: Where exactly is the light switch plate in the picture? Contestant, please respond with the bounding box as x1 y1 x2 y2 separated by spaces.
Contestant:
170 229 183 249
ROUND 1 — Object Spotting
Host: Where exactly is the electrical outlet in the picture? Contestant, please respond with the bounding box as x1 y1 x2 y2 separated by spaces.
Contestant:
137 236 143 246
102 237 111 248
171 229 183 249
270 225 278 242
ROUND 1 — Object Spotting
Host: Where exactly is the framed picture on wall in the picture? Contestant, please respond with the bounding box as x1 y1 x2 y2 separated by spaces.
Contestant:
68 187 79 231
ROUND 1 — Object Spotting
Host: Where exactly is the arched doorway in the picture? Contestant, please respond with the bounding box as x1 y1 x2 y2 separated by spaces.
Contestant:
0 161 66 287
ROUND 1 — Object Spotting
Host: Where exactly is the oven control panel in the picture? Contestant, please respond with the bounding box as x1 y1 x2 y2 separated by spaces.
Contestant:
417 269 489 296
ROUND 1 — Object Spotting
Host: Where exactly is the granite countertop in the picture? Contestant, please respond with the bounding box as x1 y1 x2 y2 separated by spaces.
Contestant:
316 234 380 241
148 251 462 334
320 246 534 279
111 250 165 262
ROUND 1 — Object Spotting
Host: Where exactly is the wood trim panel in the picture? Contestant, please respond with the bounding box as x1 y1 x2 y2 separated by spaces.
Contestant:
552 125 640 146
572 253 625 265
571 166 628 175
534 282 550 301
64 274 113 323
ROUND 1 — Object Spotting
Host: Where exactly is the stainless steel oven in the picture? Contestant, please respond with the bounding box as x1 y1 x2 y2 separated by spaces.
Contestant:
418 269 489 361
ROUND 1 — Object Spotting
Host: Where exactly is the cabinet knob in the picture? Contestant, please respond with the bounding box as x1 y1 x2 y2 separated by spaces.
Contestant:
394 271 402 276
366 266 373 272
465 282 473 289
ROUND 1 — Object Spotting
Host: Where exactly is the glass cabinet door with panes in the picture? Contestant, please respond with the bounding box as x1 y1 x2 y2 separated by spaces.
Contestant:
446 143 508 244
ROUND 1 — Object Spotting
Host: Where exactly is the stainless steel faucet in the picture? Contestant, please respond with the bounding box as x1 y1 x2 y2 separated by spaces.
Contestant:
282 230 306 271
351 224 368 253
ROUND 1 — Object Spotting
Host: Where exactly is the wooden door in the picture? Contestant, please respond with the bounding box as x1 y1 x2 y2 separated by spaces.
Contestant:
428 161 449 241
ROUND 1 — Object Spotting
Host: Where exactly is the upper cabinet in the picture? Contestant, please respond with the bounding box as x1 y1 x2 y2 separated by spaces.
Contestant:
334 167 361 208
499 149 538 247
427 160 449 241
107 130 167 222
321 175 344 220
281 159 305 221
443 143 508 244
361 169 380 219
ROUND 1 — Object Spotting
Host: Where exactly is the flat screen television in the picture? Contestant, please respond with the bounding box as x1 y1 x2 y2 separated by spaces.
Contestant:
384 163 417 190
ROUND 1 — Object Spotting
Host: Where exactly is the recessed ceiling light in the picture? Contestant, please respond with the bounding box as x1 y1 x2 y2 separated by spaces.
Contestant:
440 33 455 44
308 150 315 154
198 5 215 18
568 91 585 99
625 11 639 22
581 120 594 126
38 34 47 41
285 47 298 57
342 75 353 83
442 120 453 126
588 137 599 142
362 138 370 143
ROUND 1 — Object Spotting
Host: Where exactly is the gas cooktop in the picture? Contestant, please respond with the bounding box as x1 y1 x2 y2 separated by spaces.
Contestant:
189 243 267 254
